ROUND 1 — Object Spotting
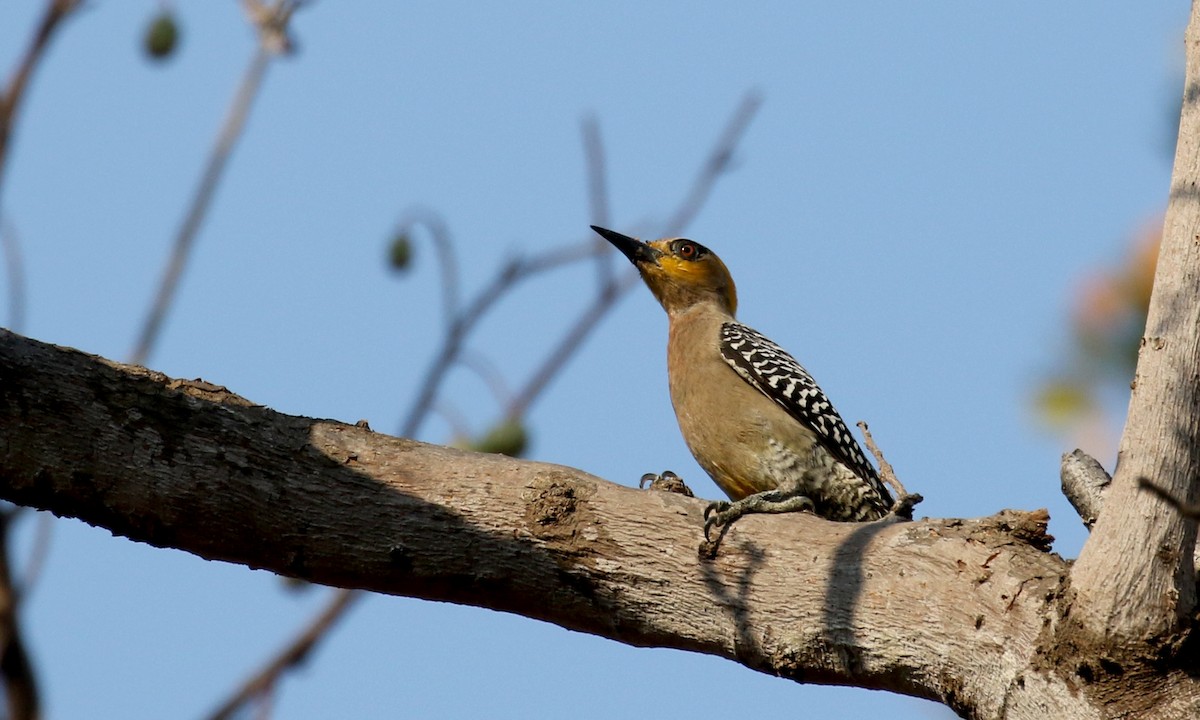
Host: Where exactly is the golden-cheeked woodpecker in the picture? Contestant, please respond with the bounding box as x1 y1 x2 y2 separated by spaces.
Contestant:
592 226 893 538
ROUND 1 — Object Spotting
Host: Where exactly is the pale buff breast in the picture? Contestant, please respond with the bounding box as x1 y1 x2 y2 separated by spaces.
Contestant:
665 306 817 500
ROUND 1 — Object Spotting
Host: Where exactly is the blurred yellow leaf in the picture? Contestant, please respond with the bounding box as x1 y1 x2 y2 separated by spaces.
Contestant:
1034 380 1094 429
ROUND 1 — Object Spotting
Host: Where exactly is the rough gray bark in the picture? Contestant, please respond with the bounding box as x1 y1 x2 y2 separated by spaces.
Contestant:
0 327 1196 719
0 328 1065 716
1068 0 1200 652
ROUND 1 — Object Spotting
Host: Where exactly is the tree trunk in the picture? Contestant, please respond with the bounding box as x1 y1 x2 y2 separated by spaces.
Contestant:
1068 4 1200 648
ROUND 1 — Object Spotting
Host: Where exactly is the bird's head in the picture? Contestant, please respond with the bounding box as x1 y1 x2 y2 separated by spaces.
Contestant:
591 226 737 316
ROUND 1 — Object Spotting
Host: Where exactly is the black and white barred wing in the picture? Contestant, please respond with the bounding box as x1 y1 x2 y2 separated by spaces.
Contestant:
719 321 879 484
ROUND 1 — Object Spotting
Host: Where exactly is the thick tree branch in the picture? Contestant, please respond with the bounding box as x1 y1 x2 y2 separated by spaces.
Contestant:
0 330 1130 718
1069 2 1200 645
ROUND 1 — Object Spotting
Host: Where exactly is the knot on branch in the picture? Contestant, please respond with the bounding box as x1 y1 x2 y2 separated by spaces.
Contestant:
523 474 597 544
972 509 1054 553
529 482 578 526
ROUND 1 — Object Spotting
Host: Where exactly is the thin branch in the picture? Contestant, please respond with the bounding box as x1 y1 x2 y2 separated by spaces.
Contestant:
433 401 473 441
131 1 304 366
396 207 459 328
663 90 762 235
15 512 52 604
856 421 920 518
456 350 513 408
517 241 607 275
397 241 606 438
856 422 901 493
507 273 638 419
582 114 610 228
0 510 38 720
130 46 271 365
204 588 359 720
0 0 82 206
253 684 275 720
581 115 614 289
241 0 303 55
1 221 26 333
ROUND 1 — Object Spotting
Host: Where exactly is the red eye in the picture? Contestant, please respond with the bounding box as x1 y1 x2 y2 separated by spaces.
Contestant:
670 238 708 260
674 240 700 259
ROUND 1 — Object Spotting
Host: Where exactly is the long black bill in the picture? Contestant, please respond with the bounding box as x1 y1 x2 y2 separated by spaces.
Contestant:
591 225 661 266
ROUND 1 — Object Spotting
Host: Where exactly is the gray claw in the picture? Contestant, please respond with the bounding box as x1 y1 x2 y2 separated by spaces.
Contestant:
640 470 695 497
703 500 732 540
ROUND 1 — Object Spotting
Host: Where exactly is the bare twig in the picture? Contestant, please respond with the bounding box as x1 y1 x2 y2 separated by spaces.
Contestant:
508 95 763 418
15 512 52 603
131 45 270 365
1137 476 1200 519
856 421 901 494
434 401 473 441
582 115 614 289
582 115 610 229
507 273 638 419
131 1 304 366
0 509 38 720
1061 449 1111 529
397 240 606 438
204 588 358 720
241 0 303 55
0 0 82 205
1 221 26 333
253 684 275 720
396 207 459 328
663 90 762 235
856 421 921 517
456 350 513 407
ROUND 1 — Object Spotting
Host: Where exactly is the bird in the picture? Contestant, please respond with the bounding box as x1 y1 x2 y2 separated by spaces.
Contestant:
592 225 893 539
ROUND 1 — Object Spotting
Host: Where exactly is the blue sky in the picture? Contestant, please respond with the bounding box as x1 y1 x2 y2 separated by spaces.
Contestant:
0 2 1188 718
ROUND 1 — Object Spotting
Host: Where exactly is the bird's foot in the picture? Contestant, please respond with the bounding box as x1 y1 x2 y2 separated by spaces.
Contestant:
702 490 815 541
638 470 695 497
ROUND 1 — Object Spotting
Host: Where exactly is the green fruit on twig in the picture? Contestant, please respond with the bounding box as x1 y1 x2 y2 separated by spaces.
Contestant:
388 232 414 271
144 11 179 60
472 419 528 457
